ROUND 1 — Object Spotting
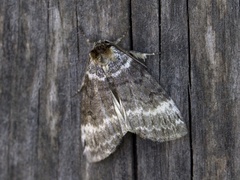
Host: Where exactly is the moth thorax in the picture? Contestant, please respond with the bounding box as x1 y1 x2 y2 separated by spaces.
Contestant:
89 43 114 65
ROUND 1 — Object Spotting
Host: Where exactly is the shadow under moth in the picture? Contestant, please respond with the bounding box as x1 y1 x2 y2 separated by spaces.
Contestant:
80 37 187 162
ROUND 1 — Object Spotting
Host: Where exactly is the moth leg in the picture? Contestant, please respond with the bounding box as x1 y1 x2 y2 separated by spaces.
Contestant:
129 51 155 62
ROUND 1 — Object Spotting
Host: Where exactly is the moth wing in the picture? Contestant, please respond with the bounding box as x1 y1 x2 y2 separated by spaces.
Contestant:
80 63 126 162
111 47 187 142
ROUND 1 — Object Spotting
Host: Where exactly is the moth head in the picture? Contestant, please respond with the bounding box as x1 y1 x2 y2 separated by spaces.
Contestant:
89 40 115 66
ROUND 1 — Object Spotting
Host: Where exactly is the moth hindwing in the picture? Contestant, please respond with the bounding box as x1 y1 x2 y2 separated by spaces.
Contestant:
80 40 187 162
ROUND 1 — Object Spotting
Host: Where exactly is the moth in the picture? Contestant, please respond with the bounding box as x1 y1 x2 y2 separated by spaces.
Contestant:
80 36 187 162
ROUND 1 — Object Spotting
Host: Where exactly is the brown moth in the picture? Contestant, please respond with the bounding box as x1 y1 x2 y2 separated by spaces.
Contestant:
80 38 187 162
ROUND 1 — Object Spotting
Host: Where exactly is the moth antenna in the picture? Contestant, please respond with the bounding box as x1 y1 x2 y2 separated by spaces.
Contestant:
114 27 130 44
114 34 126 44
78 27 95 46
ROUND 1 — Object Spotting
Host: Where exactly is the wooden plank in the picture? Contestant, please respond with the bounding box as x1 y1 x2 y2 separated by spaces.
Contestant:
0 1 21 179
131 0 190 179
49 1 82 180
77 1 134 179
189 0 240 179
0 1 49 179
0 0 82 179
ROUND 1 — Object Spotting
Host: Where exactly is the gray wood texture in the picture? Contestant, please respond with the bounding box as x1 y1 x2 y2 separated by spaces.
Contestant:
0 0 239 179
189 1 240 179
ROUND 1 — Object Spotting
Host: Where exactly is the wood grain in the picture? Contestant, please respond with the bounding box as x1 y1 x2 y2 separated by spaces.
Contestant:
189 0 240 179
0 0 239 179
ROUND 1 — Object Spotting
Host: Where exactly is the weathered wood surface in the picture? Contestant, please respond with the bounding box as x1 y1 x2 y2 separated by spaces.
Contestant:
0 0 239 180
189 1 240 179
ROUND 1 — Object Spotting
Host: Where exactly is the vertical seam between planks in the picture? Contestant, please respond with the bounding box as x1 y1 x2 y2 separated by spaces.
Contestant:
129 2 138 180
186 0 193 179
159 0 162 83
